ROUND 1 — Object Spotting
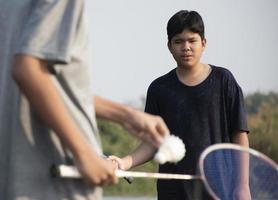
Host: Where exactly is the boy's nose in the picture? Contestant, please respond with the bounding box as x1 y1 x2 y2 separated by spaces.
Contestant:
182 42 190 51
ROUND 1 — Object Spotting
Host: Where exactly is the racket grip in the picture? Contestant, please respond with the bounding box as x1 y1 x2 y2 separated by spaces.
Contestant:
50 164 80 178
50 165 133 184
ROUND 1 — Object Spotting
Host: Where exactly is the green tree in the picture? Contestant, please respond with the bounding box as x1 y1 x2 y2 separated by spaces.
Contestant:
246 92 278 162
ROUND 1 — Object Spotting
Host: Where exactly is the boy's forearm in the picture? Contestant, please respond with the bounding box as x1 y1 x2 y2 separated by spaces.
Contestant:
123 142 156 170
232 131 249 147
94 95 169 147
232 131 250 185
12 55 93 158
94 95 134 124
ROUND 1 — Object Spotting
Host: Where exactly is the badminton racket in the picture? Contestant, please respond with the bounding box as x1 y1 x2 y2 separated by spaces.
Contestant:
51 143 278 199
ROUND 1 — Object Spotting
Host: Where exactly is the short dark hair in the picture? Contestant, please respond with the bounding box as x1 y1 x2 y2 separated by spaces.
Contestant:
167 10 205 42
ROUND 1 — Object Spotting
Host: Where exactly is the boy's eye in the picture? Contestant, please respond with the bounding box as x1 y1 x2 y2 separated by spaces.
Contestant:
189 39 197 43
174 39 182 44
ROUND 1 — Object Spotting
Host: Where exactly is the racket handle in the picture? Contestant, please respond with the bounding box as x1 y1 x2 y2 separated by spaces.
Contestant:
124 176 133 184
50 164 80 178
50 165 133 184
51 165 200 180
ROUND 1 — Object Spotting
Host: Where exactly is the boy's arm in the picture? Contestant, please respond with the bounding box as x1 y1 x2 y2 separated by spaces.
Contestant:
109 142 156 171
12 55 117 186
232 131 249 147
232 131 251 200
232 131 249 184
94 96 169 147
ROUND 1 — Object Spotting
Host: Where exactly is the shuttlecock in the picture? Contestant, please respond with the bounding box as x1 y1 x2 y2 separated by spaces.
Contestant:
154 135 186 164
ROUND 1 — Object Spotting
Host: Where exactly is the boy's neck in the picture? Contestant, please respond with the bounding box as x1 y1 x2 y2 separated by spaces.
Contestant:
176 63 211 86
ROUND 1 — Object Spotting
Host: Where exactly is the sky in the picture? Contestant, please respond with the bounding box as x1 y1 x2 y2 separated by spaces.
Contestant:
86 0 278 103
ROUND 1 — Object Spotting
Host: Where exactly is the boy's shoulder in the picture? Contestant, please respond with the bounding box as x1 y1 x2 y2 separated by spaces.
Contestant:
211 65 242 91
149 68 176 87
212 65 232 75
211 65 236 80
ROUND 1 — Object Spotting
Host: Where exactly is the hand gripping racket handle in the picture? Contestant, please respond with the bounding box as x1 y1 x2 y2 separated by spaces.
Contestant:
50 164 133 184
51 164 200 180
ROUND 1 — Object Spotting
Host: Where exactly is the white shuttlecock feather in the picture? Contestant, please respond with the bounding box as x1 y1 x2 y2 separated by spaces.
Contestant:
154 135 186 164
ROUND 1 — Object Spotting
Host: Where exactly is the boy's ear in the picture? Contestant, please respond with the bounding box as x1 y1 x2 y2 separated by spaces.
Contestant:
202 38 207 49
167 41 172 53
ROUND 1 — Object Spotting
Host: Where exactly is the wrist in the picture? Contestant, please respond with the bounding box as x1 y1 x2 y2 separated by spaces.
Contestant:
122 156 133 170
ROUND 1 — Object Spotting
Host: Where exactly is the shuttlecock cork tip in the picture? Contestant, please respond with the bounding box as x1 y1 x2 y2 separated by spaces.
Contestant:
154 135 186 164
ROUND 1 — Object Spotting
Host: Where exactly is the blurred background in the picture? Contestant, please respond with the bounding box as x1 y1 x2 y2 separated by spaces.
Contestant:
85 0 278 198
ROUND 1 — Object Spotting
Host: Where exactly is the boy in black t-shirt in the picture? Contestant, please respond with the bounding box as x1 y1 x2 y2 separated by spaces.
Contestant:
110 10 250 200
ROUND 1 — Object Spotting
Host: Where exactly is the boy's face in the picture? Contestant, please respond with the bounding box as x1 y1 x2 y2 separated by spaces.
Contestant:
168 29 206 69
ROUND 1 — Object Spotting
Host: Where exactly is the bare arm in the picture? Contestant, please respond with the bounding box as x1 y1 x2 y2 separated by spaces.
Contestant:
232 131 249 147
110 142 156 171
94 96 169 147
12 55 117 186
232 131 251 200
232 131 249 185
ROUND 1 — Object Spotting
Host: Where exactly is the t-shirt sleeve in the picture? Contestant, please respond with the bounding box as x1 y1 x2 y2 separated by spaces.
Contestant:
226 72 249 134
145 83 160 115
14 0 84 64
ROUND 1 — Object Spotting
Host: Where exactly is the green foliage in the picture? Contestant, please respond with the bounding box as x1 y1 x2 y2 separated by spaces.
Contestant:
245 91 278 114
246 92 278 163
98 119 139 156
98 91 278 196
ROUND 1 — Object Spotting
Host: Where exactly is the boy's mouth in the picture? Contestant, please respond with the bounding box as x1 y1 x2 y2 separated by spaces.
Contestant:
181 54 193 59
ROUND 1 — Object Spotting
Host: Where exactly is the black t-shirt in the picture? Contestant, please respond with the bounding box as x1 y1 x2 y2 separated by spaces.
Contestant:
145 65 249 200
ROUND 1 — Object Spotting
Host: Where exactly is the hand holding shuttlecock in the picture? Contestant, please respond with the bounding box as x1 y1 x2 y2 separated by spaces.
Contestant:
154 135 186 164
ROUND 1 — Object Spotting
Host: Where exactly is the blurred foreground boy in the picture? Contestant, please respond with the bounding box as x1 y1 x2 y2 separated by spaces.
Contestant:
0 0 169 199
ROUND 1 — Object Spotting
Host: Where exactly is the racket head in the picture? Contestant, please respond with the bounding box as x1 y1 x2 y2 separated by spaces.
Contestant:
198 143 278 200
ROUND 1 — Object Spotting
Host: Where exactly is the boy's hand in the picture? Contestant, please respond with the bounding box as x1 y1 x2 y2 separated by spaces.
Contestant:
123 110 170 147
108 155 131 171
75 149 118 187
